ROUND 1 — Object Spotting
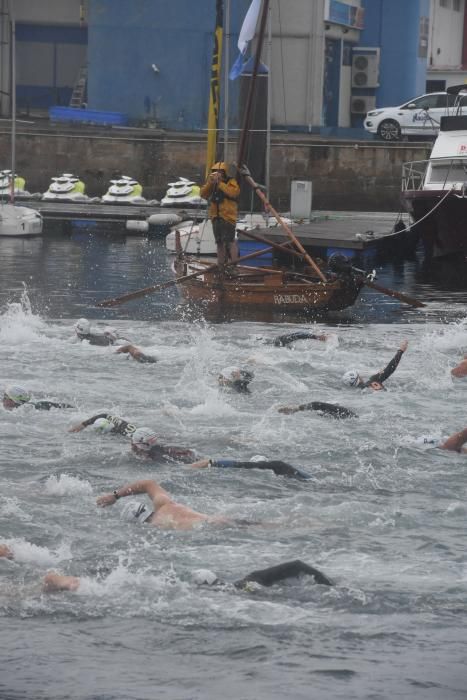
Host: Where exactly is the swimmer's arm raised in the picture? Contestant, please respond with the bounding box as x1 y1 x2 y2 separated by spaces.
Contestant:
370 341 408 384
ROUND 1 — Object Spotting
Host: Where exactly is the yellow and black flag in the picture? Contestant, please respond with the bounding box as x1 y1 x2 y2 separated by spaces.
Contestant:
205 0 223 179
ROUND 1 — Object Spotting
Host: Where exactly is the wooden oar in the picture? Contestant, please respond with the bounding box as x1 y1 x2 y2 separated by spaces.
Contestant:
239 166 328 283
242 229 426 308
361 278 426 308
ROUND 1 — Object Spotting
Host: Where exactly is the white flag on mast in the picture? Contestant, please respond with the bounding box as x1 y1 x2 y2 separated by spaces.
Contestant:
229 0 262 80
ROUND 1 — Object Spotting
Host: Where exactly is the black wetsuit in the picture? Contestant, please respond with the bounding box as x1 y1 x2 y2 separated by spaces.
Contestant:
234 560 334 589
132 352 157 364
81 413 137 437
77 332 114 347
211 459 313 481
361 349 404 389
148 444 196 464
271 332 325 347
293 401 357 419
32 400 74 410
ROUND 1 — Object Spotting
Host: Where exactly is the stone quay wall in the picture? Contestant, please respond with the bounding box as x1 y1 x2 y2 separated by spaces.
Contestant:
0 124 431 211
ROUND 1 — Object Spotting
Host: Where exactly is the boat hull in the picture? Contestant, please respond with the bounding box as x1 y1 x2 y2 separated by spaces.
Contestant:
401 189 467 258
174 260 363 312
0 204 43 236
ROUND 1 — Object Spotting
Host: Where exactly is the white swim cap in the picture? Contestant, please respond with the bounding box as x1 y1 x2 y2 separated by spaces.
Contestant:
342 370 360 387
92 418 113 433
250 455 268 462
3 385 31 405
103 326 118 341
75 318 90 335
120 500 153 524
192 569 219 586
131 427 158 451
219 366 254 384
218 368 254 394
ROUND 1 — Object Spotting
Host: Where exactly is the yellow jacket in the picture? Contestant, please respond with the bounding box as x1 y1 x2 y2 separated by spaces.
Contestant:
200 177 240 224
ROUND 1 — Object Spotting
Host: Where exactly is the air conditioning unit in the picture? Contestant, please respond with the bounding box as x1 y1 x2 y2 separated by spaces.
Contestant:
352 48 380 88
350 95 376 114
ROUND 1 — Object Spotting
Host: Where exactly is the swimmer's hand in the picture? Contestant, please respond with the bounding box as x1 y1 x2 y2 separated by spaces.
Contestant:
400 340 408 352
68 422 85 433
96 493 117 508
278 405 299 415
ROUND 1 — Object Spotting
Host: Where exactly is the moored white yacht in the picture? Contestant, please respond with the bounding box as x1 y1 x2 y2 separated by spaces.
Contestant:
401 84 467 259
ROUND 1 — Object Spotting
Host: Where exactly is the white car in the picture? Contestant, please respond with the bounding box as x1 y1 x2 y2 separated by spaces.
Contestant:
364 91 466 141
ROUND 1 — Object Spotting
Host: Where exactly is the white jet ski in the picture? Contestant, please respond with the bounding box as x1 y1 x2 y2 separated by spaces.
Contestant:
42 173 88 201
160 177 207 208
101 175 147 204
0 169 30 198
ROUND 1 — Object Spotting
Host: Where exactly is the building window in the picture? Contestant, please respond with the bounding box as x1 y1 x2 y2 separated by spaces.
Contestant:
453 0 461 10
419 17 429 58
440 0 450 8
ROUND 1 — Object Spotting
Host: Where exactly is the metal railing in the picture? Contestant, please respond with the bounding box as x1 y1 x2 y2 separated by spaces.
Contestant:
402 158 467 191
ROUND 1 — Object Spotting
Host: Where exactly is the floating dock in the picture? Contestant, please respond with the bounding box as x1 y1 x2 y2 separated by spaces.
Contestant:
238 211 415 261
16 199 415 259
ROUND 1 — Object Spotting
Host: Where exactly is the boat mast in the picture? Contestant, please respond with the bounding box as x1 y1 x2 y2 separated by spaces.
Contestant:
9 0 15 204
236 0 270 170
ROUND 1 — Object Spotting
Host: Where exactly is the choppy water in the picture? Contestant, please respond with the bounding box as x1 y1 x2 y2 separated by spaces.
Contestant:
1 233 467 700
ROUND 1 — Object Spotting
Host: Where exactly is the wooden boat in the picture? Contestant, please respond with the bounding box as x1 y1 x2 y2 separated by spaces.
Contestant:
173 253 364 312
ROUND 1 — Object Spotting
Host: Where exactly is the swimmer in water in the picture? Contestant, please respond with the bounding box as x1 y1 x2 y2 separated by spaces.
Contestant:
115 344 157 364
69 413 137 437
2 385 74 411
0 544 13 559
451 354 467 379
188 455 313 480
342 340 408 391
43 559 333 593
278 401 357 419
269 331 329 347
218 366 254 394
130 427 196 463
74 318 121 346
96 478 232 530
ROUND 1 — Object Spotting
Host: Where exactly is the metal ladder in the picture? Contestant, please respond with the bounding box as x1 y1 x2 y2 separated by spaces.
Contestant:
69 65 87 108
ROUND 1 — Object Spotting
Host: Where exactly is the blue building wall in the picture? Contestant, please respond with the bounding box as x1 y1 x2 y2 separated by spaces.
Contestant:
88 0 249 130
361 0 430 108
